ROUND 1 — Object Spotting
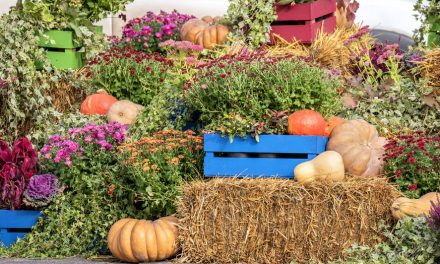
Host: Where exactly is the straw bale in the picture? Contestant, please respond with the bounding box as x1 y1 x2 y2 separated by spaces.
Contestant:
418 48 440 93
177 177 401 264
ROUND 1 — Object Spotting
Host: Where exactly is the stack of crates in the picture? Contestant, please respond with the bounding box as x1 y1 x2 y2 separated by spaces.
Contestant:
39 30 83 70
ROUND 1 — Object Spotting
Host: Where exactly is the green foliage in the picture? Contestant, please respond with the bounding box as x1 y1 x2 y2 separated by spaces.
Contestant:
330 217 440 264
87 47 174 106
118 130 204 217
343 78 440 135
184 54 342 137
384 133 440 198
414 0 440 45
0 11 57 142
225 0 277 47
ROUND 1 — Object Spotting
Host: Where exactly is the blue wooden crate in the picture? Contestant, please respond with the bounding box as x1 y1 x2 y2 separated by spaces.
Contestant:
0 210 42 247
204 134 328 179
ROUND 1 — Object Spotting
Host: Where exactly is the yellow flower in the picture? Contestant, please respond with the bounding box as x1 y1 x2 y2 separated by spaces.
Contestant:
151 164 159 171
142 166 150 172
178 155 184 159
170 157 179 165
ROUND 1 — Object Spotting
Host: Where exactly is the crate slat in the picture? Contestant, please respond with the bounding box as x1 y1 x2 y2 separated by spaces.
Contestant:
0 210 42 247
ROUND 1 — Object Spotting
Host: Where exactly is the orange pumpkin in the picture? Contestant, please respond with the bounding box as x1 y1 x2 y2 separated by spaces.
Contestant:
108 216 179 263
323 116 345 137
287 110 326 136
80 90 117 115
180 17 229 49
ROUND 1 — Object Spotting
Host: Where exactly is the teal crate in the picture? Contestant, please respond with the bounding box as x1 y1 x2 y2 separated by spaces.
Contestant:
39 30 81 49
0 210 42 247
204 134 328 179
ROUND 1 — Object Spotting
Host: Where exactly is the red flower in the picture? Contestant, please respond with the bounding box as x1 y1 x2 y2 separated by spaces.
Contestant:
395 169 403 178
130 69 136 75
408 157 416 163
407 184 417 191
220 74 226 78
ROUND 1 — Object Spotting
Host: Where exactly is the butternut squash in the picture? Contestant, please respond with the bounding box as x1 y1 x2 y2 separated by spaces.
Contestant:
391 192 440 220
294 151 345 183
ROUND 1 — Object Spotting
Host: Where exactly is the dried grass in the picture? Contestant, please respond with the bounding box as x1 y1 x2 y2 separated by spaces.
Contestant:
266 26 374 75
418 48 440 94
45 68 89 113
177 177 401 264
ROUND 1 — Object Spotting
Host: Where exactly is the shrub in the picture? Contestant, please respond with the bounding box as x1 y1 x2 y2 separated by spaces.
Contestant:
120 10 195 53
0 138 38 210
118 130 204 217
183 52 342 137
331 217 440 264
87 47 174 107
384 132 440 198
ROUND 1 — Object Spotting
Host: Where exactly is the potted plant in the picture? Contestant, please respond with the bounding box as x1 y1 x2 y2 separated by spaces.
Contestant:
0 138 59 247
21 0 135 69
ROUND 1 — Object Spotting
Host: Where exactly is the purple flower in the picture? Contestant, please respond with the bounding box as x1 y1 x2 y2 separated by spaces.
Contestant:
23 174 59 208
427 199 440 233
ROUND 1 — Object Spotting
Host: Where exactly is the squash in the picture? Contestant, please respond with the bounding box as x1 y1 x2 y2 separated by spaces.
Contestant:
287 110 326 136
180 17 229 49
323 116 344 137
294 151 345 183
327 120 386 177
108 216 179 263
80 90 117 115
391 192 440 220
107 100 144 125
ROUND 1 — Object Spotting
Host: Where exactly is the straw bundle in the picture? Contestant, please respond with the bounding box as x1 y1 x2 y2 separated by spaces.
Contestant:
177 177 400 264
418 48 440 94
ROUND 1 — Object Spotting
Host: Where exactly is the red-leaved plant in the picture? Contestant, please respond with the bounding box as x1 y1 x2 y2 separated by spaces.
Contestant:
0 138 38 210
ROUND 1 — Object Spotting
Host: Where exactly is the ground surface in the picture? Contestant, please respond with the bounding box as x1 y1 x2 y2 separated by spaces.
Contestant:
0 258 172 264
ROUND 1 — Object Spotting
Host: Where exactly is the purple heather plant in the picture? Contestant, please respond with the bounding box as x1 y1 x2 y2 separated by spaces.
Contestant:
427 200 440 233
23 174 59 208
120 10 195 53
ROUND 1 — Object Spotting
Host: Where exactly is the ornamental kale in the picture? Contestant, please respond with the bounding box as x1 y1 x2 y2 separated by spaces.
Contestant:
120 10 195 52
23 174 59 208
0 138 38 210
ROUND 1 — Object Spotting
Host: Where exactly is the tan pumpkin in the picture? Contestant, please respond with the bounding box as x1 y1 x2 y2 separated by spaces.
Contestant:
180 17 229 49
391 192 440 220
107 100 144 125
108 216 179 263
294 151 345 183
327 120 386 177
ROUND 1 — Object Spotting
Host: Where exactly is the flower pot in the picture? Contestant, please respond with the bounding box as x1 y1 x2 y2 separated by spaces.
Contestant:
270 0 337 44
0 210 42 247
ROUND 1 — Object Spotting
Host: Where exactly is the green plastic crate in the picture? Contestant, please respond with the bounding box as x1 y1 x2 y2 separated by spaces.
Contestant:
39 30 81 49
45 49 83 69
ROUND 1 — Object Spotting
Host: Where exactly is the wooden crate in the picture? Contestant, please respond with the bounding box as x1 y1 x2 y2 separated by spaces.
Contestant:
204 134 328 179
270 0 337 43
0 210 42 247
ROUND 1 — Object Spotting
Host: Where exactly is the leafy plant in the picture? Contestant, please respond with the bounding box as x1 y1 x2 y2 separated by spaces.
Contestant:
330 217 440 264
384 132 440 198
87 47 174 107
119 10 195 53
414 0 440 45
118 130 204 217
184 52 342 138
427 201 440 233
343 78 440 135
0 138 38 210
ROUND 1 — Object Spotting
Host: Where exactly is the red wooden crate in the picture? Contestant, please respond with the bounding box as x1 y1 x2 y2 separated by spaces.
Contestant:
270 0 337 43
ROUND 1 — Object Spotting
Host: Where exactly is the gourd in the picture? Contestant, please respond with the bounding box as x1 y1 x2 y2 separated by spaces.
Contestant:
323 116 344 137
180 16 229 49
108 216 179 263
287 110 326 136
107 100 144 125
327 120 386 177
294 151 345 183
391 192 440 220
80 90 117 115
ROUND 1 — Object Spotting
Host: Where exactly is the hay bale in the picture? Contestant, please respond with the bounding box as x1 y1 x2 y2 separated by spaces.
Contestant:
177 177 401 264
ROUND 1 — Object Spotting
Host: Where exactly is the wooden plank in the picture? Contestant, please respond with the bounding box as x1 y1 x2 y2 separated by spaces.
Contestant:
204 134 328 154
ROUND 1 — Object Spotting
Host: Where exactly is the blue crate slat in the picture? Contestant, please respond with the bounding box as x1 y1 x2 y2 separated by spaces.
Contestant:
204 134 328 178
205 157 310 178
204 134 327 154
0 231 28 247
0 210 42 229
